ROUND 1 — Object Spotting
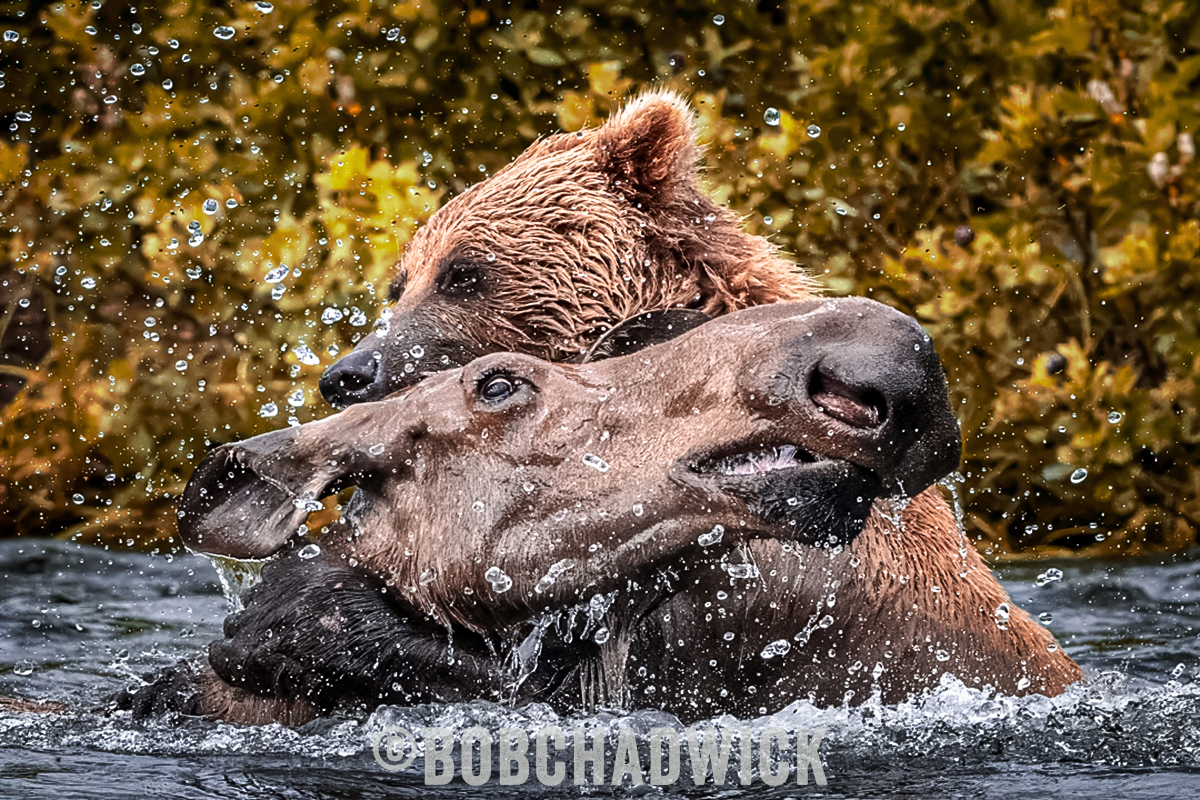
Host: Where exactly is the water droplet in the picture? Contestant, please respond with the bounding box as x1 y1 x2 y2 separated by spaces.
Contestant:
763 107 781 126
214 26 236 40
162 78 174 91
1038 612 1053 624
103 94 118 105
724 563 759 579
582 453 610 473
835 205 848 216
713 14 725 25
472 500 485 513
592 626 611 644
287 389 305 408
419 568 436 585
897 122 906 131
722 631 736 642
485 566 513 593
806 124 821 138
763 215 773 225
225 198 239 209
259 401 278 417
818 614 834 628
85 25 97 35
760 639 791 659
409 345 425 358
130 63 146 76
1107 411 1122 423
368 443 385 456
13 660 33 676
292 496 323 513
349 309 368 327
632 503 643 517
72 493 85 505
174 360 188 372
698 524 724 547
202 198 219 216
264 265 289 283
3 30 19 42
298 543 321 559
935 649 950 662
1069 468 1088 484
81 277 97 289
293 344 320 366
1035 567 1064 587
994 602 1010 629
320 307 344 324
255 0 274 11
15 111 31 122
188 231 204 246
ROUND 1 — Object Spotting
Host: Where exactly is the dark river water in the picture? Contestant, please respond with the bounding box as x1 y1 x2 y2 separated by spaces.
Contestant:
1 538 1198 799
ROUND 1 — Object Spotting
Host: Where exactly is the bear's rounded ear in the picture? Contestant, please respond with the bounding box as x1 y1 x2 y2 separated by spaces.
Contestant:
594 90 699 206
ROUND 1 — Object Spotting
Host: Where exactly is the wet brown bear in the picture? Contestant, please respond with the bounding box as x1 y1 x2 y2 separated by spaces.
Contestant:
318 89 816 408
142 298 1061 726
167 92 1081 722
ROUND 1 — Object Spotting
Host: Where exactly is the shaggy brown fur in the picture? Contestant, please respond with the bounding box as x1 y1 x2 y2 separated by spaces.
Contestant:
319 90 816 408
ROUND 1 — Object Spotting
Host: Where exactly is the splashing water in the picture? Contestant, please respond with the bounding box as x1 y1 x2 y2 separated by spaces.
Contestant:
1 541 1199 797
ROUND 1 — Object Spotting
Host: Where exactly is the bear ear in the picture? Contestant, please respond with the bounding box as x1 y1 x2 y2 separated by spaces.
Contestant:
593 90 699 205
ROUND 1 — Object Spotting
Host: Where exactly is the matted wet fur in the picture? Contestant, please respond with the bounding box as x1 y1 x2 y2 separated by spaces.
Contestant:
119 300 1079 725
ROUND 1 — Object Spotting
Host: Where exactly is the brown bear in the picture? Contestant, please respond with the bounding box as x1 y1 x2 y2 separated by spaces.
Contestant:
318 89 816 408
170 91 1080 723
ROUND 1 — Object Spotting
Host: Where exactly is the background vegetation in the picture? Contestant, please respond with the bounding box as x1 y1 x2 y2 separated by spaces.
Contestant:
1 0 1197 557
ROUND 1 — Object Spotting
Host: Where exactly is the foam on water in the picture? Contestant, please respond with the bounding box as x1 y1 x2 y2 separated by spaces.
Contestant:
2 539 1198 797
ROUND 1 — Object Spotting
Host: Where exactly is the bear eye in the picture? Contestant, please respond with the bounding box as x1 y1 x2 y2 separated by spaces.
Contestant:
438 260 486 298
478 371 522 403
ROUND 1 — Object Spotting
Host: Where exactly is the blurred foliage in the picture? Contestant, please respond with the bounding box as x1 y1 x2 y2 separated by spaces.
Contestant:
0 0 1197 557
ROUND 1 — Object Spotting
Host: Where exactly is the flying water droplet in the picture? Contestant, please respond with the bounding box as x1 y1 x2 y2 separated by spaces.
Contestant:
806 124 821 138
264 265 289 283
1107 411 1122 423
994 602 1010 629
202 198 219 216
15 111 32 122
162 79 174 91
534 560 573 594
298 543 321 559
175 360 188 372
255 0 274 11
935 649 950 662
763 107 781 126
13 660 33 676
1035 567 1064 587
321 307 344 324
3 30 19 42
214 26 236 40
593 627 610 644
72 493 85 505
259 402 278 417
582 453 610 473
292 496 323 513
485 566 513 593
349 309 368 326
897 122 906 131
292 344 320 366
760 639 791 659
698 524 724 547
287 389 305 408
81 277 97 289
130 63 145 76
1069 468 1088 484
712 14 725 25
724 563 759 579
1038 612 1053 624
632 503 643 517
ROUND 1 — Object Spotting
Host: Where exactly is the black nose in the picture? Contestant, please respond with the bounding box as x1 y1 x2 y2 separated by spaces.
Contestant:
782 298 962 498
319 348 381 408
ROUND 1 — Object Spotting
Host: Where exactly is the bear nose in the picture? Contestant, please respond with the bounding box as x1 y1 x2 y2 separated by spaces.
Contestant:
319 349 381 408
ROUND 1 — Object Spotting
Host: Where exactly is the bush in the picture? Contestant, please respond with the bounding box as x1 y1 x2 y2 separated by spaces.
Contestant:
1 0 1197 556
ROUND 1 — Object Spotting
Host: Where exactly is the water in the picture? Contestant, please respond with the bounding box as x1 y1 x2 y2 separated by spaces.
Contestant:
1 539 1198 797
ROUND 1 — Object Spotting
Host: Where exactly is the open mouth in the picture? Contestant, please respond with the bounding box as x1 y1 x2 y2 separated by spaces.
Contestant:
685 440 881 548
695 444 822 477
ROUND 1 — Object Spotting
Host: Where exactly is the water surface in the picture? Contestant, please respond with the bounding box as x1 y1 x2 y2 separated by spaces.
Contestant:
1 540 1198 798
